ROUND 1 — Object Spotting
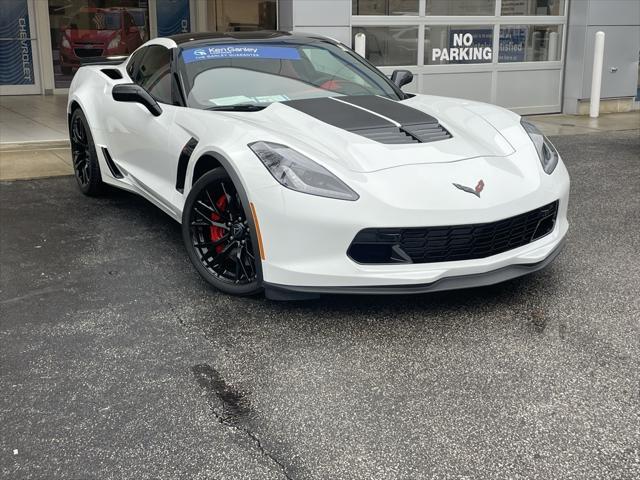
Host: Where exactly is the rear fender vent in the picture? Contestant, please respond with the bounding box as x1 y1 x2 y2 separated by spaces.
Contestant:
101 68 123 80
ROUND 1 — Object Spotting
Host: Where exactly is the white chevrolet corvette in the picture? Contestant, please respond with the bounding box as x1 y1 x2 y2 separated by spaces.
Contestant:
67 32 569 300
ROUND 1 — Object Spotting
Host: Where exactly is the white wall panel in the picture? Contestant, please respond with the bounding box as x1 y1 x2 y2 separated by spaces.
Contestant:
496 69 561 111
587 0 640 26
420 72 493 103
293 0 351 27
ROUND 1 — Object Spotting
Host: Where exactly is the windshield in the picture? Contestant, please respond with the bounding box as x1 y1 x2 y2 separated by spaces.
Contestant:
70 12 121 30
178 42 402 109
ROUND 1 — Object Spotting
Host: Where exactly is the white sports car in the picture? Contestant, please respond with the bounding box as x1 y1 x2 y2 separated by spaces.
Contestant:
67 32 569 300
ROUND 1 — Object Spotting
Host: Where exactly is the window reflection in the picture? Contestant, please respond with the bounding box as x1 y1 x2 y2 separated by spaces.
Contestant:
205 0 277 32
499 25 562 62
501 0 565 16
49 0 149 88
426 0 496 16
352 0 419 16
352 26 419 66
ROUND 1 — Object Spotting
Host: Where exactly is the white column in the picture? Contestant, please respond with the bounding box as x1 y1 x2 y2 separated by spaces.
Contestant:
33 0 53 94
194 0 208 32
590 31 605 118
548 31 558 61
354 32 366 57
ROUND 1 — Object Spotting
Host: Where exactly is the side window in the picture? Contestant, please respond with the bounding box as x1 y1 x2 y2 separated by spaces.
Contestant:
137 45 172 104
126 47 146 81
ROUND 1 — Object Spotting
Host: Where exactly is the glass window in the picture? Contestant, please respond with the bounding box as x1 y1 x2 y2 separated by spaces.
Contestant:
425 25 494 65
69 12 122 30
178 42 401 109
352 26 419 66
352 0 419 15
499 25 562 62
48 0 149 88
137 45 172 104
206 0 277 32
301 47 370 88
501 0 565 16
126 47 146 79
426 0 496 15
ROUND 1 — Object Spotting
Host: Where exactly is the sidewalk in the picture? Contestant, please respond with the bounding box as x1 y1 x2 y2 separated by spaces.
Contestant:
1 94 639 181
531 111 640 136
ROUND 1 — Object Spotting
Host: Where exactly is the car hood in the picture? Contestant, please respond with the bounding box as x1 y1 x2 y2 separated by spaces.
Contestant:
65 29 117 43
223 94 516 174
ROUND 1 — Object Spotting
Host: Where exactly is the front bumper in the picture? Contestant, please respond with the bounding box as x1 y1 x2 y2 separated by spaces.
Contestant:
264 238 566 299
60 44 125 67
248 152 570 291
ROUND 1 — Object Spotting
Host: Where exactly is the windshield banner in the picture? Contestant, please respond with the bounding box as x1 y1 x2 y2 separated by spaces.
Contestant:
182 45 301 63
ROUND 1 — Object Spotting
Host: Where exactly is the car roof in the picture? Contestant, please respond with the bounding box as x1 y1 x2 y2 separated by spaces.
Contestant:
168 31 339 48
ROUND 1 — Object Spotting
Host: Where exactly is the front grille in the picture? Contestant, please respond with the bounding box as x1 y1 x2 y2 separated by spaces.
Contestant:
75 48 103 58
348 201 559 264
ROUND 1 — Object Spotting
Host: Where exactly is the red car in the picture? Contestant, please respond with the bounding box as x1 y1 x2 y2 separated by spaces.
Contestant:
59 8 144 75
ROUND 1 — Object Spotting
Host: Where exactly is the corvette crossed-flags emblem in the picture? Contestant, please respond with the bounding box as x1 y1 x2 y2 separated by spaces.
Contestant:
452 179 485 198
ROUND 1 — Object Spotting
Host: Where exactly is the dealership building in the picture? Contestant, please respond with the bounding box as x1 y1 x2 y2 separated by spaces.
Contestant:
1 0 638 115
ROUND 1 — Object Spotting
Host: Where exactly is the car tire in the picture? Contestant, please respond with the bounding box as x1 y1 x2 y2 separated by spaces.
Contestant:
69 108 104 196
182 168 262 296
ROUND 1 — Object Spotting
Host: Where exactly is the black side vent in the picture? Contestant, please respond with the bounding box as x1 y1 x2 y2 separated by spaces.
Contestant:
176 138 198 193
355 126 419 144
101 148 123 179
403 123 452 143
101 68 123 80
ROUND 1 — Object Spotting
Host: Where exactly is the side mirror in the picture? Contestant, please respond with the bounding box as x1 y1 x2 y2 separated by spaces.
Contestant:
112 83 162 116
391 69 413 89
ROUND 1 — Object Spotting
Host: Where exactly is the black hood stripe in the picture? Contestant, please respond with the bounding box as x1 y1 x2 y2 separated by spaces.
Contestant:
281 96 451 144
339 95 438 126
282 97 394 132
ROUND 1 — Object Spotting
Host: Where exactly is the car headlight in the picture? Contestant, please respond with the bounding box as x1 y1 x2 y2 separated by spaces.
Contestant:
521 119 559 174
249 141 359 201
61 36 70 49
107 34 121 50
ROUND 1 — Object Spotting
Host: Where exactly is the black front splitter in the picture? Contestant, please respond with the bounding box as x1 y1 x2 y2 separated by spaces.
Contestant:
263 239 566 301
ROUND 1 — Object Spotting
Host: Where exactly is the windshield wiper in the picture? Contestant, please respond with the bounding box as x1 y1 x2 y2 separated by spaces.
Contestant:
206 104 266 112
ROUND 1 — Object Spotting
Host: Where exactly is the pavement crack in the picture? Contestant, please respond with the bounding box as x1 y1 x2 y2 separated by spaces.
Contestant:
191 364 293 480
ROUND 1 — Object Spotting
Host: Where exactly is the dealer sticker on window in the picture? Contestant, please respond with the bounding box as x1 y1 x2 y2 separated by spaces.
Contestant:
182 45 301 63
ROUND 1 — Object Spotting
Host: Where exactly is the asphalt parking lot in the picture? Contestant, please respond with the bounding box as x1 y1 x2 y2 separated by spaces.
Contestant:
1 130 639 479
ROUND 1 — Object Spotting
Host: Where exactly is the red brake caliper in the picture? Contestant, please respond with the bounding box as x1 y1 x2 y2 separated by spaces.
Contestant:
209 194 228 253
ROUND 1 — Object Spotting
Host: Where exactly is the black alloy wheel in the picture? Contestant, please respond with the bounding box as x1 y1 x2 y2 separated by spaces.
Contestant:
70 109 104 196
182 168 261 296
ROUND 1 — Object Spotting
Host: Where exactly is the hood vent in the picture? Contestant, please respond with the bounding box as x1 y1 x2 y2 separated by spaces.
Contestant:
356 123 452 145
355 126 418 144
402 123 452 143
